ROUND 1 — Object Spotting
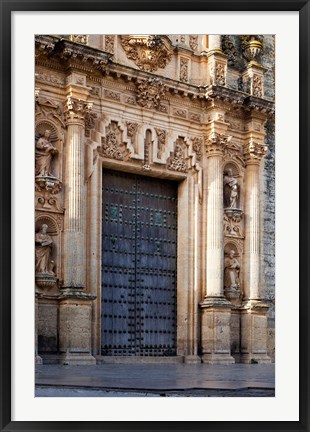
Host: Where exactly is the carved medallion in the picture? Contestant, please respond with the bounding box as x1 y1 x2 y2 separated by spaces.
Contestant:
120 35 172 72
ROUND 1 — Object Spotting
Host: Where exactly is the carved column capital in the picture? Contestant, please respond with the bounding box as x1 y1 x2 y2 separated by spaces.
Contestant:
64 96 97 135
205 132 231 156
243 140 268 164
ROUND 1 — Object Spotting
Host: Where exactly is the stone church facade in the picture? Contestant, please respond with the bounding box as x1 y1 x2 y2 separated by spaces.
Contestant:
35 34 275 365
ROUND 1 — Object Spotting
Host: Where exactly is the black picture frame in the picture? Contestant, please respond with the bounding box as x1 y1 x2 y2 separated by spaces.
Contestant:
1 1 309 431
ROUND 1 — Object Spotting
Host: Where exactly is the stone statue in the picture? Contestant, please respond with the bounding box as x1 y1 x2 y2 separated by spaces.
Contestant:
35 130 58 177
224 168 239 208
224 250 240 289
35 224 55 275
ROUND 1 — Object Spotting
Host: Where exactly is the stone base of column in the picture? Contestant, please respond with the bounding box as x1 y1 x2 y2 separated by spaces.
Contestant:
58 289 97 366
59 352 96 365
240 300 271 364
35 355 43 365
200 297 235 365
184 355 202 364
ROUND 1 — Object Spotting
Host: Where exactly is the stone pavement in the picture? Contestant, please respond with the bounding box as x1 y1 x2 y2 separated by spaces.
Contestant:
35 363 275 397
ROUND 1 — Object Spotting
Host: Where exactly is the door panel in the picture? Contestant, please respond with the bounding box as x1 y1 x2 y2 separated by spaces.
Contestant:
101 170 177 356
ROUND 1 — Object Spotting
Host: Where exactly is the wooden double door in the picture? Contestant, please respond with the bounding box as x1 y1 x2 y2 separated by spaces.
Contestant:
101 169 178 356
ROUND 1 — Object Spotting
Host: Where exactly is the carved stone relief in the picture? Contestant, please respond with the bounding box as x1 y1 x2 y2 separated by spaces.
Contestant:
120 35 172 72
136 78 166 110
167 137 188 173
104 89 121 101
252 74 263 97
215 63 226 86
224 249 241 299
126 122 139 151
105 35 115 54
221 35 238 66
155 128 166 159
35 223 57 288
189 35 198 51
180 58 189 82
100 121 131 161
191 137 203 161
224 209 243 238
69 35 88 44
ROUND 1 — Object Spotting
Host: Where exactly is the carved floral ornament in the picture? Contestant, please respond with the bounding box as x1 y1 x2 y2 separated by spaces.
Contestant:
136 78 166 110
120 35 172 72
100 121 131 161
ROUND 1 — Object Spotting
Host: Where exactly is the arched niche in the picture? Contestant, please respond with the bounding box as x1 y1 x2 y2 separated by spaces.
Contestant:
223 161 242 210
35 120 62 181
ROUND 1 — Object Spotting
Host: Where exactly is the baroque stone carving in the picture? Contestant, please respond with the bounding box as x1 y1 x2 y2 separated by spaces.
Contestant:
189 35 198 51
252 74 263 97
223 168 239 208
136 78 166 110
180 58 189 82
65 97 97 136
243 140 268 163
189 113 201 122
120 35 172 72
224 209 243 237
224 250 241 299
105 35 115 53
100 121 131 161
215 63 226 86
173 108 187 118
35 130 58 177
205 132 231 155
69 35 88 44
155 128 166 158
126 122 139 150
167 137 188 173
241 35 263 64
221 35 238 66
35 72 65 86
191 137 203 161
35 224 57 288
104 89 121 101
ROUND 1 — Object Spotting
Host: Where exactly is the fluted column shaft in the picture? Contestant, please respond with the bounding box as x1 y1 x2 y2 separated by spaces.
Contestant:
63 116 86 288
206 154 224 297
243 142 267 300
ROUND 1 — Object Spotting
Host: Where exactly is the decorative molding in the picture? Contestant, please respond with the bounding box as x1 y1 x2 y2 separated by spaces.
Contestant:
120 35 172 72
189 112 201 122
105 35 115 54
223 140 245 167
180 58 189 82
35 72 65 86
224 209 243 238
252 74 263 98
173 108 187 118
136 78 166 110
104 89 121 101
191 137 203 161
99 121 131 161
189 35 198 51
167 137 188 173
35 192 64 213
205 132 231 155
243 140 268 163
221 35 237 66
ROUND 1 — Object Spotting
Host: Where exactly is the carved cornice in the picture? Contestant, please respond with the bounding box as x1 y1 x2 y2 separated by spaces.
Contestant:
35 35 112 74
243 140 268 164
120 35 172 72
244 96 275 116
205 132 232 156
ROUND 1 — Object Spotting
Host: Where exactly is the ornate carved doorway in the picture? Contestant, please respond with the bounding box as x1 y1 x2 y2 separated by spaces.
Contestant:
101 169 178 356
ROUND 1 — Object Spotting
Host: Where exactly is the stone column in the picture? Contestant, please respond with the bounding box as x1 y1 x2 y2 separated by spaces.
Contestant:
59 95 96 365
200 132 234 364
241 140 271 364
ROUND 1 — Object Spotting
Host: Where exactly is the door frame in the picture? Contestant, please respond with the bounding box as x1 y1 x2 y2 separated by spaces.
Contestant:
86 158 202 360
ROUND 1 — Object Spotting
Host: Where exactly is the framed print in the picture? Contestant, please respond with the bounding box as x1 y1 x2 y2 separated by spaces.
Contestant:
2 1 309 431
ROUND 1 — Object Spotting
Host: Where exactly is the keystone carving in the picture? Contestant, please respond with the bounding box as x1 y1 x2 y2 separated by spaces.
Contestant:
120 35 172 72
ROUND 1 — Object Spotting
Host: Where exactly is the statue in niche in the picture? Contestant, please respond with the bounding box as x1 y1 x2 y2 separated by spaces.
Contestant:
224 168 239 208
35 224 55 275
35 130 58 177
224 250 240 289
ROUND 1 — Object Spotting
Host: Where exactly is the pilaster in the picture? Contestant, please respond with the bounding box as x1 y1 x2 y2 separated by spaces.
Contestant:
200 132 234 364
241 139 271 364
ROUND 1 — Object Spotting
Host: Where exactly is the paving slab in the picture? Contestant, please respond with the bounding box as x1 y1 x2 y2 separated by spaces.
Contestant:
35 363 275 394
